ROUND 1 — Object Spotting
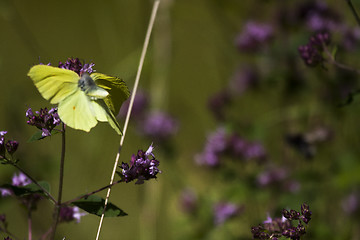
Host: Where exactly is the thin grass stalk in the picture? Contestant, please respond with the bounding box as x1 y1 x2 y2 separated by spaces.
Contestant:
95 1 161 239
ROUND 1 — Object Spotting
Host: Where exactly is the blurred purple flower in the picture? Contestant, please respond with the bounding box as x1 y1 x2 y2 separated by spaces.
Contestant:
298 32 330 67
12 172 31 187
59 206 87 223
0 172 31 198
119 91 149 119
342 192 359 215
228 134 267 162
0 188 12 197
341 27 360 51
142 112 178 141
0 131 7 158
5 140 18 155
213 201 243 226
256 167 288 187
26 107 61 137
119 144 161 184
195 127 227 167
229 66 259 95
179 188 198 214
208 90 231 121
235 21 273 52
58 57 95 75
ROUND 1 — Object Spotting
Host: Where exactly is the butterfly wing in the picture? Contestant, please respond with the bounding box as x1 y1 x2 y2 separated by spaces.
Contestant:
28 65 79 104
90 73 130 115
58 90 98 132
91 100 122 135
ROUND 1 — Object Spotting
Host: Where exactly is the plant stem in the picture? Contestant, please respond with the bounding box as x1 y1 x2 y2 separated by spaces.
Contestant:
346 0 360 27
323 45 360 74
11 163 56 203
49 123 66 240
28 211 32 240
95 1 160 239
62 179 123 205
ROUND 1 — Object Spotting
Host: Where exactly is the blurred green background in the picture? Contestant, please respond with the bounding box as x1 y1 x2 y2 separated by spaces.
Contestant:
1 0 360 239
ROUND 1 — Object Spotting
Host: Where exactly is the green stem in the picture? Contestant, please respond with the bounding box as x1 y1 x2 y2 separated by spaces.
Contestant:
346 0 360 27
28 211 32 240
11 163 56 203
49 123 66 240
62 179 122 205
323 45 360 74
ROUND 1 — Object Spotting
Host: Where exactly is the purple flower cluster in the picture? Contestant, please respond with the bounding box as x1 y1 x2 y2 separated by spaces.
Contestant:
235 21 273 52
298 32 331 67
195 128 266 167
59 206 87 223
179 188 198 214
141 112 178 141
119 90 179 142
0 131 19 159
251 203 312 240
119 145 161 184
213 201 244 226
58 57 95 76
26 107 61 137
0 172 32 197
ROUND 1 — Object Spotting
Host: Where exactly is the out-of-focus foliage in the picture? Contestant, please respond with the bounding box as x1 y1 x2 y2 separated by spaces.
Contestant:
1 0 360 239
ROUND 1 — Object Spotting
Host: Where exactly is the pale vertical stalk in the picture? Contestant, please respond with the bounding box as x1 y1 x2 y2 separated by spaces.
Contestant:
140 1 173 240
95 1 160 239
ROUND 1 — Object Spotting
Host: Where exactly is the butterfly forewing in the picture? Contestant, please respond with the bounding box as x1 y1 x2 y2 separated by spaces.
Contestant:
28 65 79 104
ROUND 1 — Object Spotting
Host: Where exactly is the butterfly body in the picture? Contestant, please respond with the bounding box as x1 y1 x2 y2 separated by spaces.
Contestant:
28 65 130 134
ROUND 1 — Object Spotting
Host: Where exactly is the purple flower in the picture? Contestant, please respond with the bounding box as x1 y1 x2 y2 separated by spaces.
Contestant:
5 140 19 155
12 172 31 187
228 134 267 161
59 206 87 223
208 90 231 121
342 192 359 215
26 107 61 137
141 112 178 141
235 21 273 52
0 188 12 197
252 203 311 239
119 91 149 119
119 144 161 184
256 167 288 187
229 66 259 95
179 188 198 214
213 202 243 226
0 131 7 158
195 127 227 167
58 58 95 75
298 32 330 67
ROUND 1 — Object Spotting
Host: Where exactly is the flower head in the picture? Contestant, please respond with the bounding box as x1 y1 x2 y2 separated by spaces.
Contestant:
235 21 273 52
213 202 243 226
118 144 161 184
58 57 95 76
12 172 31 187
26 107 61 137
251 203 311 239
59 206 87 223
298 32 331 67
141 112 178 141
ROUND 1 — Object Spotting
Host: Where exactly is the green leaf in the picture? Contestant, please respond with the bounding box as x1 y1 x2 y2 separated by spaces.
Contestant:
72 195 127 217
27 130 60 142
1 181 50 197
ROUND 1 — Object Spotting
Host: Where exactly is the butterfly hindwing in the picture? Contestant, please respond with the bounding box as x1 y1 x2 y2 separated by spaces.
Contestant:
90 73 130 114
58 90 98 132
28 65 79 104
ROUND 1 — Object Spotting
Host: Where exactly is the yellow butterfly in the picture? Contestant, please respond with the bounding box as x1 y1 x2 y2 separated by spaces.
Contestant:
28 65 130 134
